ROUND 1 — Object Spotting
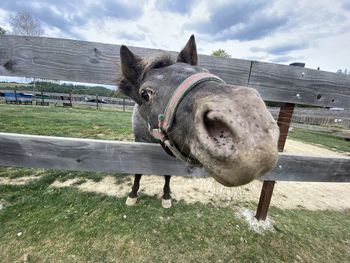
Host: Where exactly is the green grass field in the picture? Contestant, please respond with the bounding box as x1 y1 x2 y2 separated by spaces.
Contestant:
288 128 350 153
0 82 31 88
0 104 133 140
0 104 349 262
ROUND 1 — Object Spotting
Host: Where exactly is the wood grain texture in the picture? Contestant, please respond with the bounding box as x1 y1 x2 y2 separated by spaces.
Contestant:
255 181 275 220
0 133 349 182
0 133 205 176
262 153 350 182
1 36 349 107
0 35 250 86
249 61 350 108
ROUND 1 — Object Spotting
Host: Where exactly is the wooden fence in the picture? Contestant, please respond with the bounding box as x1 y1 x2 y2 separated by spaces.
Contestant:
0 35 349 220
1 132 348 182
269 108 350 129
0 89 134 110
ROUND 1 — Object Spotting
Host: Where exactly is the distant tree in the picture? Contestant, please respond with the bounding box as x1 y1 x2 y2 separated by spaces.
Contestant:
113 89 129 98
211 49 231 58
24 81 114 97
9 11 43 36
0 27 6 35
336 69 349 75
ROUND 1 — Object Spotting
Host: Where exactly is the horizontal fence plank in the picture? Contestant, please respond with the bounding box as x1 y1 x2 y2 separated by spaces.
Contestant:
249 61 350 108
262 154 350 182
0 35 250 87
1 36 349 108
0 133 349 182
0 133 205 176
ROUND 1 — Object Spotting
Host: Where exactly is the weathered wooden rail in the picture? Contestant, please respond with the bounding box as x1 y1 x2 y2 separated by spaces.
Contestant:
1 35 349 220
0 132 349 182
1 36 349 108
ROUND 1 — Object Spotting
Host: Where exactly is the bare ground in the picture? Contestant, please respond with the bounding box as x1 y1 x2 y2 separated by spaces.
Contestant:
1 139 349 211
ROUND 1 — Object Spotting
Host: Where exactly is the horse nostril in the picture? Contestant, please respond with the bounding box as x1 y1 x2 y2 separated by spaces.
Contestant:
203 111 236 154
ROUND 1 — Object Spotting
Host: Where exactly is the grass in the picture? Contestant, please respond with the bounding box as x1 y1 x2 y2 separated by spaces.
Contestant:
0 103 348 152
1 178 349 262
0 103 349 262
0 104 133 140
288 128 350 153
0 82 31 88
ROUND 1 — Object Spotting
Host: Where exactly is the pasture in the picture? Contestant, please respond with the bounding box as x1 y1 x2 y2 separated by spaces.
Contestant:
0 82 31 88
0 104 349 262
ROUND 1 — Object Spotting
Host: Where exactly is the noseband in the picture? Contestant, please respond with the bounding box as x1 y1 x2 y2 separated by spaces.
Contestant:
149 72 225 164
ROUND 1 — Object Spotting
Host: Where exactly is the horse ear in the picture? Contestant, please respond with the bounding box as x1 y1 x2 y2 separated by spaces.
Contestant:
177 35 198 65
120 45 142 84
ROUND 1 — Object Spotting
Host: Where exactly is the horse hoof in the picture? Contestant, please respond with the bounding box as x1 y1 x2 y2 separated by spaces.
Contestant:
162 198 172 209
125 196 137 206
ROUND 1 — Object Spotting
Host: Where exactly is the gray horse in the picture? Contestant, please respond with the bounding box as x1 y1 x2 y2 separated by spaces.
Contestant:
118 35 279 208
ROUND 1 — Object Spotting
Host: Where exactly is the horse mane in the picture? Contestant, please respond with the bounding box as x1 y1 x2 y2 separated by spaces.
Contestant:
140 52 174 80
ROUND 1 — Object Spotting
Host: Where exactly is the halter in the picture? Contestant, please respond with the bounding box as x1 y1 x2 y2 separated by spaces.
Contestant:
149 72 225 164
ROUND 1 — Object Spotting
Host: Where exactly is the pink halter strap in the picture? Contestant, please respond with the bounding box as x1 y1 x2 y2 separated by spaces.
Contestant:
149 72 225 163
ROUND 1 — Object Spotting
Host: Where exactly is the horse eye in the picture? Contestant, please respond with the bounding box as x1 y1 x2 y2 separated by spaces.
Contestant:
141 90 152 102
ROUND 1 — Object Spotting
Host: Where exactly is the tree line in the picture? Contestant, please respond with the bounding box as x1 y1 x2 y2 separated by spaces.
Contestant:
0 81 118 97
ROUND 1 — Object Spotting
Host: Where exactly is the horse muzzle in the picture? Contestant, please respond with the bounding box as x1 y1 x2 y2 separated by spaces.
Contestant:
190 86 279 186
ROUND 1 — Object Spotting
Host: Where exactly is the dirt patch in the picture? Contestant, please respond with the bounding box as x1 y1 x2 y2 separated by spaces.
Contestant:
50 174 350 211
1 139 349 211
284 139 348 157
237 208 275 234
0 176 42 185
51 177 129 198
0 199 6 210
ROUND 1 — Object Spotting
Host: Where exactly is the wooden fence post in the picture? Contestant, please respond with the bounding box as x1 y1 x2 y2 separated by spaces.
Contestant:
96 94 99 110
255 103 295 220
41 91 44 106
14 89 17 104
69 92 72 107
255 62 305 221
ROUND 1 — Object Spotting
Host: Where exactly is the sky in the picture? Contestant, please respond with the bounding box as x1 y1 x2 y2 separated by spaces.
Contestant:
1 0 350 74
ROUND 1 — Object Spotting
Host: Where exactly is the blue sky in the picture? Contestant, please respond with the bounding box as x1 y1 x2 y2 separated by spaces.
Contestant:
1 0 350 73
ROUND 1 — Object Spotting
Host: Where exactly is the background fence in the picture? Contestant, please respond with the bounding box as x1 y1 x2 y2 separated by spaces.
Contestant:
269 107 350 129
0 89 134 110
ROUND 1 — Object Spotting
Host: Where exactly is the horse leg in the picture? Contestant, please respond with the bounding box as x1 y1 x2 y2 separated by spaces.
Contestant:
125 174 142 206
162 175 172 208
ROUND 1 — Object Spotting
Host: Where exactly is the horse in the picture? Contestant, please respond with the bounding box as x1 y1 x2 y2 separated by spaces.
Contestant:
118 35 279 208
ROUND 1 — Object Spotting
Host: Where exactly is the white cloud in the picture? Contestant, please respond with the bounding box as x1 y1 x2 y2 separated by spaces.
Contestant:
0 0 349 72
